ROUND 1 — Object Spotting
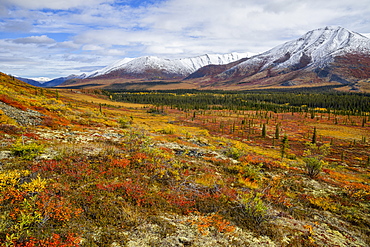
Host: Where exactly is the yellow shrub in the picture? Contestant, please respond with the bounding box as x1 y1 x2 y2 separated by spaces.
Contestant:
0 170 31 191
0 109 17 125
20 176 48 193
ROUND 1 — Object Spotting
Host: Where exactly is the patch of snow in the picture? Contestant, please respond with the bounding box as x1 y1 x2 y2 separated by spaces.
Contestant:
29 77 52 83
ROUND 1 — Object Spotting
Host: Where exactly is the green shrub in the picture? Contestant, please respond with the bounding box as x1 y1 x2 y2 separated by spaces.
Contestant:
158 126 175 134
304 157 324 178
225 147 243 160
232 192 269 227
118 117 132 129
242 163 263 182
10 141 44 160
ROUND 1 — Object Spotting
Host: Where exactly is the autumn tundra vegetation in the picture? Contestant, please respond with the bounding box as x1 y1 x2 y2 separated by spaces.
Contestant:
0 72 369 246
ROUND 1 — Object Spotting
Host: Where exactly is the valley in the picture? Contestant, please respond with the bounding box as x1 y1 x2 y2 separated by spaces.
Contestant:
1 0 370 244
0 73 369 246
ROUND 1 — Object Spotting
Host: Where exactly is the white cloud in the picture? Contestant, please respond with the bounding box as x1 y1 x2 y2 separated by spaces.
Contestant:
82 44 105 51
11 35 56 44
104 49 127 56
146 45 184 55
0 0 113 10
52 41 81 50
0 20 33 32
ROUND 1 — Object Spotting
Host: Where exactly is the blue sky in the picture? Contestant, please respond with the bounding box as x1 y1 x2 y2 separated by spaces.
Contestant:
0 0 370 79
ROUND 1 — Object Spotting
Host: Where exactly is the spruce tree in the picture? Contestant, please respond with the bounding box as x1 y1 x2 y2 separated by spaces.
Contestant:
262 123 266 138
312 127 317 144
281 134 289 159
275 124 280 140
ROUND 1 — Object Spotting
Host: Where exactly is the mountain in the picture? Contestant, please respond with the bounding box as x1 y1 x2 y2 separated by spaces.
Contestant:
190 26 370 90
30 77 52 83
184 58 249 80
42 74 85 87
18 74 85 88
84 53 250 80
16 77 43 87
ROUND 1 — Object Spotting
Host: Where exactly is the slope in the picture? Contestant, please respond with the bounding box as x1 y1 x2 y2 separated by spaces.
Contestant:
0 72 370 246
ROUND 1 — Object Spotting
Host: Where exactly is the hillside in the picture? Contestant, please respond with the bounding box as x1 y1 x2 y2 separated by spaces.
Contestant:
1 72 370 246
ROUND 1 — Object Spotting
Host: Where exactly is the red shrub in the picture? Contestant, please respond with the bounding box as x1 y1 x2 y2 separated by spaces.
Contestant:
0 95 28 111
0 124 21 134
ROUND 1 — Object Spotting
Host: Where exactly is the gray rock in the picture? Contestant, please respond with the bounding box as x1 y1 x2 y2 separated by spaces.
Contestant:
0 101 43 126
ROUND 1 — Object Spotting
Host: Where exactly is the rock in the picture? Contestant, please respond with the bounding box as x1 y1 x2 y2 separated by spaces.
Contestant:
0 151 11 160
0 101 43 126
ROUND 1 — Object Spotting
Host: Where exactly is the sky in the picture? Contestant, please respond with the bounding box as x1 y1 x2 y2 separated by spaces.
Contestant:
0 0 370 79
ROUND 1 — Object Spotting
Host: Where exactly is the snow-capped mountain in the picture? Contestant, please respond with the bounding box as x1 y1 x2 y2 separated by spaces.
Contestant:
18 74 85 87
29 77 52 83
218 26 370 80
85 53 250 79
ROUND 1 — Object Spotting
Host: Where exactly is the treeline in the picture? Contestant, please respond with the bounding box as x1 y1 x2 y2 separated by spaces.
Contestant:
107 90 370 115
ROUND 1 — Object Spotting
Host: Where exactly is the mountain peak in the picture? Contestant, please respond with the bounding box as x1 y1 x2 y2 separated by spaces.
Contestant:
305 25 363 41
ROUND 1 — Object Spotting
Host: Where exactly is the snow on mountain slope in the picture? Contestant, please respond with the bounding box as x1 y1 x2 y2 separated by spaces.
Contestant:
29 77 52 83
87 53 250 78
221 26 370 77
86 58 135 78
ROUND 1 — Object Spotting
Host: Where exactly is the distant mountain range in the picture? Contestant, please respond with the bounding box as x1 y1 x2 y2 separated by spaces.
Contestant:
17 74 85 88
17 26 370 92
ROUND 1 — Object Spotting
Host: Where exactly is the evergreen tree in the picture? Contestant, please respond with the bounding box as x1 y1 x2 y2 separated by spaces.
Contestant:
262 123 266 138
312 127 317 144
275 124 280 140
281 134 289 159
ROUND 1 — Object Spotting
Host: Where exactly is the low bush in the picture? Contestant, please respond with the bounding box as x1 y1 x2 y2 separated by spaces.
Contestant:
304 157 324 178
0 124 21 134
10 141 44 160
118 117 132 128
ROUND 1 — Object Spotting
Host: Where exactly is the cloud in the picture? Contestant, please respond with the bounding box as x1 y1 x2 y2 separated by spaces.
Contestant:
0 20 33 32
73 65 105 72
51 41 81 50
82 44 105 51
0 0 113 10
146 45 184 55
11 35 56 44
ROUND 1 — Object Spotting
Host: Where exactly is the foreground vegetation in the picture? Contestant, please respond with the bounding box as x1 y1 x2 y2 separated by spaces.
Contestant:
0 73 369 246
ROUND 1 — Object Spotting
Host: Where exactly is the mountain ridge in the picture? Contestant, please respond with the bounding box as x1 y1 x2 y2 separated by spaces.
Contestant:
83 52 251 79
